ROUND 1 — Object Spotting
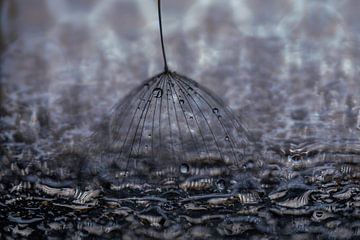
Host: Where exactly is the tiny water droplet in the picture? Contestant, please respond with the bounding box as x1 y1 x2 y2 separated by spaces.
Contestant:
315 211 323 218
145 145 148 149
144 83 150 88
225 136 229 141
216 179 226 190
288 154 302 162
242 159 255 169
189 116 193 119
179 99 184 105
148 134 152 138
153 88 163 98
218 115 222 120
212 108 219 114
180 163 189 174
188 86 193 91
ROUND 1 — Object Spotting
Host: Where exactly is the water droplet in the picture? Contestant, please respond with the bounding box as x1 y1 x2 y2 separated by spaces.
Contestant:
225 136 229 141
144 83 150 88
153 88 163 98
242 159 255 169
145 145 148 149
189 116 193 119
314 211 323 218
288 154 302 162
180 163 189 174
179 99 184 105
188 86 193 91
212 108 219 114
218 115 222 120
148 134 152 138
216 179 226 190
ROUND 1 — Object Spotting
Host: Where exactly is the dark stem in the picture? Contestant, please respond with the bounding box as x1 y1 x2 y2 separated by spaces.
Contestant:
158 0 169 72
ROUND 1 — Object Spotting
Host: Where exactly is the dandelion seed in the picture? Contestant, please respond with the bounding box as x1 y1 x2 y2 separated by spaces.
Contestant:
89 0 250 184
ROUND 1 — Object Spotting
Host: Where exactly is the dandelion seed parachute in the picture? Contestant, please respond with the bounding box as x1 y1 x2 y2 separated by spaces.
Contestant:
87 0 250 184
89 72 249 183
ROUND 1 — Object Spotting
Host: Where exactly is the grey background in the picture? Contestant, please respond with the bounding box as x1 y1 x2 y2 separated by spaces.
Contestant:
2 0 360 147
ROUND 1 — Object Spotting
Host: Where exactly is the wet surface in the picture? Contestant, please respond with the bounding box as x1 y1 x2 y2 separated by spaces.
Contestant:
1 143 360 239
1 0 360 239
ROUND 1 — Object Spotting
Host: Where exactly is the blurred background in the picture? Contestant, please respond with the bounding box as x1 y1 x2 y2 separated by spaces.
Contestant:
1 0 360 147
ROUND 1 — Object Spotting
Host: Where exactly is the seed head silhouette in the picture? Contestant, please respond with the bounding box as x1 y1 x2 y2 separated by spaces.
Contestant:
89 0 250 184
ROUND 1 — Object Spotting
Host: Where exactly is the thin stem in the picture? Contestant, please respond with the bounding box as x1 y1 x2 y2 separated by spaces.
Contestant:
158 0 169 72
